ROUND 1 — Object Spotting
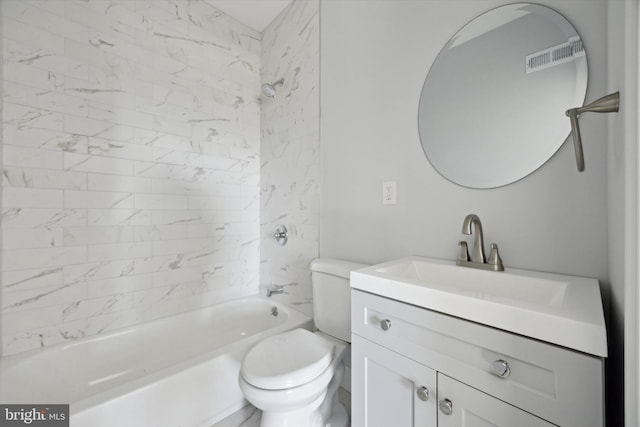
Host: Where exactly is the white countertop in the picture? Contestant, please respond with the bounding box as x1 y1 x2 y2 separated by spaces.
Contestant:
351 256 607 357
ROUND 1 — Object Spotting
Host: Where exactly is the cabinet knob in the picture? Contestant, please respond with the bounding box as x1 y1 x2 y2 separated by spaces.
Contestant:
491 359 511 378
438 398 453 415
380 319 392 330
416 386 430 402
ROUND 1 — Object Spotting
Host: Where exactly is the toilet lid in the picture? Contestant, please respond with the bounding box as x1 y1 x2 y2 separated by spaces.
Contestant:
241 329 335 390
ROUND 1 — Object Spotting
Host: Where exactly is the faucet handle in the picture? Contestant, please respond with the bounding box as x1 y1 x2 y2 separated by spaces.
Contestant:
457 241 470 262
487 243 504 271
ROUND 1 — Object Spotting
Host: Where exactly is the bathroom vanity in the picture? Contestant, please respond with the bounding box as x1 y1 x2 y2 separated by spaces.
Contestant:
350 257 607 427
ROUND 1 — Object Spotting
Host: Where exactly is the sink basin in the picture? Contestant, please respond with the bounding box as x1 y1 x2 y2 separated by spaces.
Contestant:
351 256 607 357
376 259 568 307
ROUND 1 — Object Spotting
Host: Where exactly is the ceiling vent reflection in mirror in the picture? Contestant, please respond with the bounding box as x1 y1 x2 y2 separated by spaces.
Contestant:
526 36 585 73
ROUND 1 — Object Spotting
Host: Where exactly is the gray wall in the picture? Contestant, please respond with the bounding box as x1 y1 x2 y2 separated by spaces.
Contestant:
320 0 615 419
320 0 608 282
0 0 3 357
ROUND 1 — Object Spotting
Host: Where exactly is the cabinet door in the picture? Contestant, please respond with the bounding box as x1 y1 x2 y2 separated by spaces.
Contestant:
351 334 437 427
436 374 555 427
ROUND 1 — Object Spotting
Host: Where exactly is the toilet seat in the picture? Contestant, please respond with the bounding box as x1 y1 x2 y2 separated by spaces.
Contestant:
241 328 335 390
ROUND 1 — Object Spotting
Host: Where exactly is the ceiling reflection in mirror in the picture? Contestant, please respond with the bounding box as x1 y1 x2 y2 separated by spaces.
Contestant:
418 3 587 188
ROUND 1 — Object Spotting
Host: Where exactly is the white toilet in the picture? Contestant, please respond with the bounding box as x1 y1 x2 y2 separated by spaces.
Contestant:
239 258 366 427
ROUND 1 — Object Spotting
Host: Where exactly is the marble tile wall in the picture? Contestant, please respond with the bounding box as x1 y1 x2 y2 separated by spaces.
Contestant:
1 0 262 355
260 0 320 317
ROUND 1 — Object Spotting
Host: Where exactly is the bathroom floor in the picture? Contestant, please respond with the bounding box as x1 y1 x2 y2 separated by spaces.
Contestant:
210 404 262 427
211 389 351 427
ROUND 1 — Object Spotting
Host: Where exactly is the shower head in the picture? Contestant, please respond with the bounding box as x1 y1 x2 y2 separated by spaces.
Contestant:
261 78 284 98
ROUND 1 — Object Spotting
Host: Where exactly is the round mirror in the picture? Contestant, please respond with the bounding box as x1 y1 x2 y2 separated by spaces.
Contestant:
418 3 587 188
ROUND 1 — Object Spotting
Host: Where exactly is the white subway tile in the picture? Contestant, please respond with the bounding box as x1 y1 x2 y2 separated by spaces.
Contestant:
87 274 154 299
88 138 153 162
4 187 64 208
188 194 256 210
134 129 165 146
87 173 152 193
87 208 151 226
3 62 63 91
87 242 152 262
4 145 64 170
64 152 134 175
9 4 90 44
64 190 133 209
3 81 89 117
88 102 154 130
91 31 154 67
64 115 116 137
64 260 136 285
65 1 141 38
2 166 87 191
62 116 136 144
152 237 215 257
152 114 192 137
2 17 65 53
134 254 186 275
2 208 87 229
134 193 188 210
3 266 65 292
2 281 85 314
3 246 87 271
3 102 64 132
150 209 203 226
202 208 258 223
134 224 188 241
84 306 153 337
2 306 64 335
3 227 64 249
63 226 135 246
3 125 89 153
153 267 202 288
3 37 90 79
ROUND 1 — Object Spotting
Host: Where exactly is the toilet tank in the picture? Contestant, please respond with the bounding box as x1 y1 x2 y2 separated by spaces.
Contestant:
310 258 368 342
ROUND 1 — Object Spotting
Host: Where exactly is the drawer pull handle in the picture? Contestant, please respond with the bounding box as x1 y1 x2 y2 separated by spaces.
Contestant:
416 386 429 402
438 398 453 415
491 359 511 378
380 319 392 330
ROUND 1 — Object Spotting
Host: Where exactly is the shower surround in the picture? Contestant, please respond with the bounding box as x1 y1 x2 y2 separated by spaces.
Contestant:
260 0 320 317
1 0 263 356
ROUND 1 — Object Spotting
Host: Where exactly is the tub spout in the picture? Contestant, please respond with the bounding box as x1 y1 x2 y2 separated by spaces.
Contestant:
266 285 284 297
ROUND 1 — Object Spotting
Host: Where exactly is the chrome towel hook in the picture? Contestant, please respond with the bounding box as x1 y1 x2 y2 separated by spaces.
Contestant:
565 91 620 171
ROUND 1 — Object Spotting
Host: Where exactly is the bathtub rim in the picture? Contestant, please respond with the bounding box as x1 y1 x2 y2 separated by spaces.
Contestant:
0 295 313 416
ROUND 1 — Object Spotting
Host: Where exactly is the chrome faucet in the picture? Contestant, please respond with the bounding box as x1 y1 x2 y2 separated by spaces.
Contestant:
457 214 504 271
462 214 485 263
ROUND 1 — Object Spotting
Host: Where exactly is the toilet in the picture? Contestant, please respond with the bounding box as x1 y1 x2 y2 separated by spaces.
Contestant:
239 258 367 427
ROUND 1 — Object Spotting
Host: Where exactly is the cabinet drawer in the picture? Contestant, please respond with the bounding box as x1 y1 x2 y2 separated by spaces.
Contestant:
352 290 604 427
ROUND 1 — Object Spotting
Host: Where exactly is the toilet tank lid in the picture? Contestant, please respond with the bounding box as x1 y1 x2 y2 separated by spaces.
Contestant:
310 258 368 279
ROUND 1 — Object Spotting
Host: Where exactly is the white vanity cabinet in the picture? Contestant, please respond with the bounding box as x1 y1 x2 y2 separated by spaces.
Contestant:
352 334 437 426
351 289 605 427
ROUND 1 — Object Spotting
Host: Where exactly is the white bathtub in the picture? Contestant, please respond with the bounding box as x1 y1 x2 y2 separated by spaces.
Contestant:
0 297 312 427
